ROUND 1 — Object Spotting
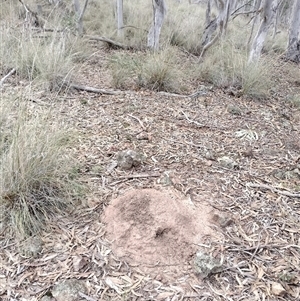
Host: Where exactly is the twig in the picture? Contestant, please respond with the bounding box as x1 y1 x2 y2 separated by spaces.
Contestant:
0 68 16 88
78 292 97 301
118 173 160 179
246 182 300 198
228 243 300 252
70 83 119 95
128 114 146 130
87 35 131 49
181 110 204 127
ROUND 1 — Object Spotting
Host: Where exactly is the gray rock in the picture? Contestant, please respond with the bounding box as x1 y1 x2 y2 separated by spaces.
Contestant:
194 252 223 278
116 150 144 170
20 236 43 258
52 279 87 301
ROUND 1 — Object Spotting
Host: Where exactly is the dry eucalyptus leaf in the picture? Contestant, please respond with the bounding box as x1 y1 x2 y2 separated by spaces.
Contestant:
271 282 286 296
73 255 88 272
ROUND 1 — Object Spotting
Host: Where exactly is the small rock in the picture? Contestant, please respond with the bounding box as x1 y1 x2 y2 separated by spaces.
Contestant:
212 213 233 228
227 105 242 115
20 236 43 258
204 150 216 161
52 279 87 301
218 156 239 169
116 150 144 170
194 252 223 278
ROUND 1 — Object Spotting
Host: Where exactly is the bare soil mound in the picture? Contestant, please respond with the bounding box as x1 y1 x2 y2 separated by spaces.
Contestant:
103 188 218 279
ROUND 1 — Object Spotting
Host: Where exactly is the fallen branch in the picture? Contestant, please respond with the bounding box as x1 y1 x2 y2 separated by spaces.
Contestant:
128 114 146 130
87 35 130 49
181 110 204 128
0 68 16 88
70 83 119 95
246 182 300 198
158 89 208 99
118 173 160 179
78 292 97 301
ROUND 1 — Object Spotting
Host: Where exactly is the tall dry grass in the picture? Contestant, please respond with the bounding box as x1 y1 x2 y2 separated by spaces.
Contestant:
0 97 81 238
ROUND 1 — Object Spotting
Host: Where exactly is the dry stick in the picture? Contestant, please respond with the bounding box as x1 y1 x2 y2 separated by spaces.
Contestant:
246 182 300 198
0 68 16 88
78 292 97 301
181 110 204 127
118 173 160 179
229 243 300 252
70 83 119 95
87 35 130 49
128 114 146 130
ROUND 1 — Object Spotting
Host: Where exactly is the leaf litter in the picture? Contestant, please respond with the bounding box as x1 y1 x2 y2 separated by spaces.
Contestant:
0 52 300 300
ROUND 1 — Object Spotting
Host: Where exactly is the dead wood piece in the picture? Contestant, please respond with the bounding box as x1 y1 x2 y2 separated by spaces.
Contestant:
70 83 119 95
128 114 146 130
158 90 208 99
78 292 97 301
88 35 130 49
181 110 204 127
118 173 160 179
0 68 16 88
246 182 300 198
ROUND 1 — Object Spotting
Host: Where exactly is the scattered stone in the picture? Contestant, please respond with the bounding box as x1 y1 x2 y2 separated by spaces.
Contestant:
218 156 239 169
194 252 223 278
227 105 242 115
72 255 89 272
211 213 233 228
51 279 87 301
116 149 145 170
20 236 43 258
204 150 216 161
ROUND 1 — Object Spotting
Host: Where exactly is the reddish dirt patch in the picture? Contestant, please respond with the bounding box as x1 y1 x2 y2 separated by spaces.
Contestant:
103 188 218 280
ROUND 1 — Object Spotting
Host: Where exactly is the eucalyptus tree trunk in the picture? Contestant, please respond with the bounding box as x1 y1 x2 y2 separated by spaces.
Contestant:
248 0 278 63
286 0 300 62
116 0 124 38
147 0 166 50
200 0 233 58
73 0 89 35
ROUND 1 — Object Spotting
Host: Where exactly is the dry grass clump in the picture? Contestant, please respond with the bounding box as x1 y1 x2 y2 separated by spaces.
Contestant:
0 1 89 90
0 98 81 238
85 0 151 48
163 2 206 54
287 94 300 108
264 31 288 55
0 27 78 89
195 38 273 99
110 47 185 92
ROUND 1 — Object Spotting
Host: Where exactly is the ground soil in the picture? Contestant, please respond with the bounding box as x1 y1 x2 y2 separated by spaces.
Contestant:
1 46 300 300
103 188 219 281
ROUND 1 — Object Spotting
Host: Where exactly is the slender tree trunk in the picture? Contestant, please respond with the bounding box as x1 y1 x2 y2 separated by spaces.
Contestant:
73 0 89 35
285 0 300 62
116 0 124 39
248 0 278 63
147 0 166 50
199 0 232 59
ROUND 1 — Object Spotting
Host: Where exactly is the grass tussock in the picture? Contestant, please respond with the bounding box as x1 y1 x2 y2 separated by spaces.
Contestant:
0 99 81 238
0 0 90 90
0 27 78 89
195 38 273 99
110 47 185 92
